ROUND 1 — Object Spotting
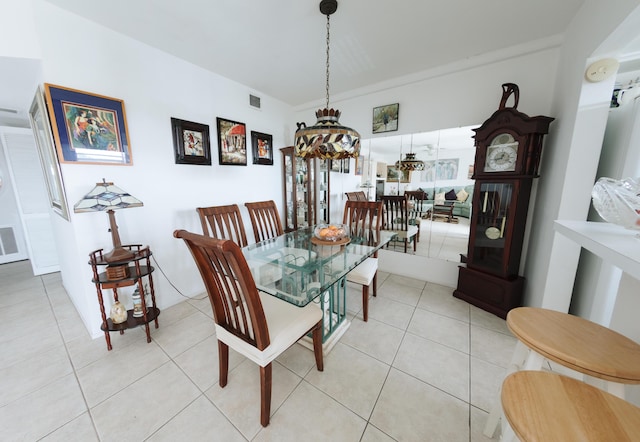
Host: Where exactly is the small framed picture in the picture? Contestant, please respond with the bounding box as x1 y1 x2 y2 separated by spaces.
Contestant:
44 83 133 165
372 103 399 134
216 117 247 166
330 158 350 173
251 131 273 165
387 165 410 183
171 118 211 165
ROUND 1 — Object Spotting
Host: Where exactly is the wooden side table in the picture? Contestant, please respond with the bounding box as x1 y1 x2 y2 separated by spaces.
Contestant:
432 202 455 222
89 245 160 350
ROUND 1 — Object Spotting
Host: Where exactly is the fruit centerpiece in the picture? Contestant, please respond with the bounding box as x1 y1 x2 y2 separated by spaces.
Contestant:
313 223 349 244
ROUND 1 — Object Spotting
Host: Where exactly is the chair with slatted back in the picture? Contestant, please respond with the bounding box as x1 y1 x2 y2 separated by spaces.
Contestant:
173 230 324 427
342 200 383 321
196 204 248 247
345 191 367 201
404 190 427 242
380 195 418 253
244 200 284 243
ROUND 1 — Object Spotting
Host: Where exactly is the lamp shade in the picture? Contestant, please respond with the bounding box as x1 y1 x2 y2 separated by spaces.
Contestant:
295 108 361 160
74 179 143 213
396 153 425 171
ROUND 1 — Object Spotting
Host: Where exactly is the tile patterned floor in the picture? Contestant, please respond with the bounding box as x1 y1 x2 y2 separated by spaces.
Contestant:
0 259 516 441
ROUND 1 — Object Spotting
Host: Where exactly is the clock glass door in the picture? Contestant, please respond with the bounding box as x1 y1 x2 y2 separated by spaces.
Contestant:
470 181 514 276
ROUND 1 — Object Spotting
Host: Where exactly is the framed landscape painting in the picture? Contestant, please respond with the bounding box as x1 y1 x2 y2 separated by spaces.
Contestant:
43 83 133 165
171 118 211 165
387 165 410 183
372 103 399 134
216 117 247 166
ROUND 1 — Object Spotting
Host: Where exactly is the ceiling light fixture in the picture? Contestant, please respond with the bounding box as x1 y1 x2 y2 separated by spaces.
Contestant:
294 0 360 160
396 135 425 171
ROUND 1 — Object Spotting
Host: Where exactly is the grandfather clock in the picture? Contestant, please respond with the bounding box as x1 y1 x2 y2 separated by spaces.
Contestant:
453 83 554 319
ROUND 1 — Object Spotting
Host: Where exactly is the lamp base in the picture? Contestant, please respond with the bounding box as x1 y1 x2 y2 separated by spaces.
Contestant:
103 245 135 263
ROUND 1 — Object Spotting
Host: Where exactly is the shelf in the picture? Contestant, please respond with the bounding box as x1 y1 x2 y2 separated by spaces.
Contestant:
554 220 640 276
101 307 161 332
93 265 154 286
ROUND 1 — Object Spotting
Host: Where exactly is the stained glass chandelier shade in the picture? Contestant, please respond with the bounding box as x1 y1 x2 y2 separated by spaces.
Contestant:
294 0 360 160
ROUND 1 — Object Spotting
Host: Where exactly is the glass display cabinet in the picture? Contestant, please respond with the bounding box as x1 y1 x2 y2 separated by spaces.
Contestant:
280 146 330 232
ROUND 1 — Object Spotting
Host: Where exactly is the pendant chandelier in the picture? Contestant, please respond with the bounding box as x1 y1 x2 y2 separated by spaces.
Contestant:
396 135 425 171
294 0 360 160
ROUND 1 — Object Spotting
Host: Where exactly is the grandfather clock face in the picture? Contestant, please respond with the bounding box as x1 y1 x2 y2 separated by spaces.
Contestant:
484 133 518 173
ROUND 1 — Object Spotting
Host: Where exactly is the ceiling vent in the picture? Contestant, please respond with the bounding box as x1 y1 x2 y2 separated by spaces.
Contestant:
249 94 261 109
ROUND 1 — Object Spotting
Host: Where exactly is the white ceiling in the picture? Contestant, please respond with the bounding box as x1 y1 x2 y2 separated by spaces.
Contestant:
0 0 591 128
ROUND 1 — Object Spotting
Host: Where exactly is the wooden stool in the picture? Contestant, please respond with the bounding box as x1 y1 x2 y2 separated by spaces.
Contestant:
501 371 640 441
484 307 640 438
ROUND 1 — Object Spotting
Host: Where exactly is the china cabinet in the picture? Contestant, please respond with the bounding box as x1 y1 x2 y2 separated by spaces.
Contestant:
280 146 330 231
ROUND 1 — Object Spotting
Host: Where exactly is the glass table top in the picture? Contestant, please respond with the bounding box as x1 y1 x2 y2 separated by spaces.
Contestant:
242 226 395 306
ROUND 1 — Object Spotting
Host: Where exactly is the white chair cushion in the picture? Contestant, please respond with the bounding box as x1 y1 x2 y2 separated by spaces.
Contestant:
394 225 419 241
215 292 322 367
346 257 378 286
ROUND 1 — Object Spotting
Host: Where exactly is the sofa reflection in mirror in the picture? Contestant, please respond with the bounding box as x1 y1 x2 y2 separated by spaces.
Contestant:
416 184 474 219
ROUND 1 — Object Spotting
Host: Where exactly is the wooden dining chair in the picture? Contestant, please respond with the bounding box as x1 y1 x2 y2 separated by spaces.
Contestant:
244 200 284 243
380 195 418 253
173 230 324 427
196 204 249 247
342 200 383 321
404 190 427 242
345 191 367 201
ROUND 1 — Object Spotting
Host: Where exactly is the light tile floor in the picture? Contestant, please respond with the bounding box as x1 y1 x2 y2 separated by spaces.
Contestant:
0 259 516 441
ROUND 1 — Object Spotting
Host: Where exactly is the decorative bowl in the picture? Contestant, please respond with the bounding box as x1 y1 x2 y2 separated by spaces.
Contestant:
591 177 640 230
313 223 349 241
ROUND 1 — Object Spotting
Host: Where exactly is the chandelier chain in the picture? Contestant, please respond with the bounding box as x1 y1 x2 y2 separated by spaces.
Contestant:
325 13 331 110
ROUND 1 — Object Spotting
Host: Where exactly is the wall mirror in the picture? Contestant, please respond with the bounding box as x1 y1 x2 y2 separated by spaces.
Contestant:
355 125 477 262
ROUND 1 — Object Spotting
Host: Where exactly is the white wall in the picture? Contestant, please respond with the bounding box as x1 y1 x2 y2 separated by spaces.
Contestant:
32 2 293 337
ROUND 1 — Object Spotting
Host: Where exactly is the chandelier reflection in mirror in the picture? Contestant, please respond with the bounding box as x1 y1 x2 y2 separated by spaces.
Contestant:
294 0 360 160
396 135 425 171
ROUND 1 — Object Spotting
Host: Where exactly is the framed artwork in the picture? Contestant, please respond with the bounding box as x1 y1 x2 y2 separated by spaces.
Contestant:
250 131 273 165
43 83 133 165
330 158 350 173
171 118 211 165
372 103 399 134
421 159 460 181
28 86 70 220
387 165 410 183
216 117 247 166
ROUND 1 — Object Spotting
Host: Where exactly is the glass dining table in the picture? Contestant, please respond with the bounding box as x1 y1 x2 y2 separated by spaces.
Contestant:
241 226 395 345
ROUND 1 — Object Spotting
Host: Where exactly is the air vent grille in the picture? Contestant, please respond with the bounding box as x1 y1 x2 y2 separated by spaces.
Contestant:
0 227 17 255
249 94 261 109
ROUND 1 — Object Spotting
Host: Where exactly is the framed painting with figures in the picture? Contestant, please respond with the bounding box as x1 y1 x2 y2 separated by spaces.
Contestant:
171 118 211 165
44 83 133 165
